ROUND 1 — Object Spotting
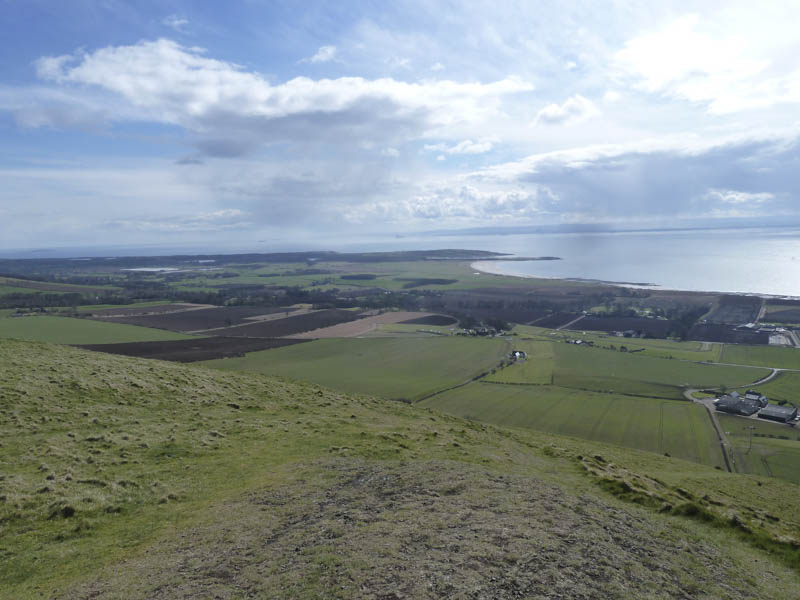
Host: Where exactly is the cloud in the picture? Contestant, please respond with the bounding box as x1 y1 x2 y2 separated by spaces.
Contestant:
534 94 599 126
30 39 533 155
349 184 556 223
424 139 494 155
430 62 445 71
381 147 400 157
468 134 799 222
616 14 800 114
107 209 251 232
162 15 189 33
704 189 774 205
304 45 337 64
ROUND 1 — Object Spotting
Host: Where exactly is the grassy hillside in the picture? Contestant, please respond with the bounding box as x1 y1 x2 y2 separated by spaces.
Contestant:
3 340 800 598
0 315 195 344
203 336 509 401
717 414 800 483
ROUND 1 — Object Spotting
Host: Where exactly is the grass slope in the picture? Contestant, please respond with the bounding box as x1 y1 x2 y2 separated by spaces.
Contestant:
3 340 800 598
421 382 724 468
717 414 800 483
203 336 509 401
0 315 195 344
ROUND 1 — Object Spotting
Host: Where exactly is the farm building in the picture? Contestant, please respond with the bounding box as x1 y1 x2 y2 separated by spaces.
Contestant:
745 389 769 408
758 404 798 423
510 350 527 360
714 395 761 416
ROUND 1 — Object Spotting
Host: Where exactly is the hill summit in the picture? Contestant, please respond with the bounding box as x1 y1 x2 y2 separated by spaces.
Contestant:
2 339 799 598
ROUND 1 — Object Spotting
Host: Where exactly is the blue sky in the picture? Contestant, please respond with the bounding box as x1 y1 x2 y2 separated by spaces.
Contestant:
1 1 799 250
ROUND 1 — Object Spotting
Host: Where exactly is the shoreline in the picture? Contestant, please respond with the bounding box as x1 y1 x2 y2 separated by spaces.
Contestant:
469 260 800 300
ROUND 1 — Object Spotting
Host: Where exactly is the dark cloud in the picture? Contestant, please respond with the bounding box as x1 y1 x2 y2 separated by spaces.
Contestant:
514 137 799 219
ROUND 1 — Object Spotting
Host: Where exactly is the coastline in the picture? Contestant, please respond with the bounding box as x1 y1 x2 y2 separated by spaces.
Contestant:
469 260 800 300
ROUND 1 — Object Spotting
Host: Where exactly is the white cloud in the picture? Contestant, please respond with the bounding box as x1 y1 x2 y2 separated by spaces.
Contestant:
424 139 494 155
32 39 533 151
305 45 337 64
704 188 773 205
616 14 800 114
349 184 553 223
430 62 445 71
162 15 189 33
381 147 400 157
534 94 599 126
107 209 251 233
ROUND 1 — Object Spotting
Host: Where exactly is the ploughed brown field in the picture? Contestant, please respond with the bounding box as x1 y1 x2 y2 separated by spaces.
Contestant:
532 312 579 328
78 337 308 362
84 303 210 317
213 309 363 338
89 305 299 332
399 314 458 326
572 316 677 337
687 324 769 344
764 309 800 324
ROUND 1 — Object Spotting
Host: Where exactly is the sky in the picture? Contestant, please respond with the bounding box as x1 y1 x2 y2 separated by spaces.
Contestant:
1 0 799 251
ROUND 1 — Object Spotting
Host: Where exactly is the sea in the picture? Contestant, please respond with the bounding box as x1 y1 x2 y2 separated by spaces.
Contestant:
362 226 800 298
463 228 800 297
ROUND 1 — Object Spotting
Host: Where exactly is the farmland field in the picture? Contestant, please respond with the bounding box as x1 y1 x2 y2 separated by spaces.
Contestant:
0 315 195 344
721 344 800 370
570 316 676 337
80 337 308 362
513 325 725 362
288 311 442 338
94 305 300 332
421 382 725 467
203 336 509 401
752 371 800 403
550 343 768 399
484 340 554 384
213 308 362 338
83 303 207 317
762 306 800 324
717 413 800 483
0 276 117 294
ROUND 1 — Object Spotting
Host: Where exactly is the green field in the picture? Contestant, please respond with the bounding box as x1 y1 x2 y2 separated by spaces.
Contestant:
721 344 800 370
203 336 509 401
514 325 725 361
484 340 554 384
717 414 800 483
0 284 59 295
0 315 195 344
550 342 767 399
421 382 725 468
753 371 800 403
